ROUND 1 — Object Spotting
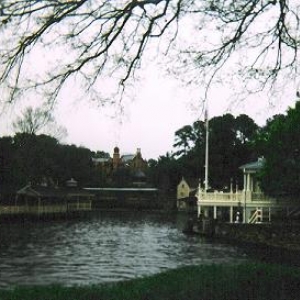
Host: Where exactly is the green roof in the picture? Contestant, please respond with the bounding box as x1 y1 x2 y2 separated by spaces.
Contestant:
239 158 265 171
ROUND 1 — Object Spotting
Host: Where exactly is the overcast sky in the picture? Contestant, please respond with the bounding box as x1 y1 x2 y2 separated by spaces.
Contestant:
52 63 297 160
1 2 300 161
0 61 297 161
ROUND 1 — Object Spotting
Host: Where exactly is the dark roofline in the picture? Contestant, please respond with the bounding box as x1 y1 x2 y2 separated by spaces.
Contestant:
239 157 265 171
180 177 200 189
17 185 94 198
84 187 158 192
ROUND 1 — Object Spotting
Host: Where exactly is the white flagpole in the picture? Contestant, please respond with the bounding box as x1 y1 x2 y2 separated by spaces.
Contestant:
204 105 209 192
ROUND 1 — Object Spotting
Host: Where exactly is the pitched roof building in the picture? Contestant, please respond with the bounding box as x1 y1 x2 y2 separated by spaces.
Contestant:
92 147 148 186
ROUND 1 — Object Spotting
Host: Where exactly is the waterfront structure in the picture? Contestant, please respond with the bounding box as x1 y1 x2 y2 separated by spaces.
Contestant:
84 187 164 210
176 177 198 211
178 158 300 223
0 179 94 217
88 147 174 209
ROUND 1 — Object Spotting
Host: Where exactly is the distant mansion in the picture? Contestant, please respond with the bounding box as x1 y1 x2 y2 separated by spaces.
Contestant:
92 147 148 186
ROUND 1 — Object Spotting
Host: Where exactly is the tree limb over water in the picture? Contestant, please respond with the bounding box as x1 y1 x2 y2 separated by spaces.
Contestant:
0 0 299 108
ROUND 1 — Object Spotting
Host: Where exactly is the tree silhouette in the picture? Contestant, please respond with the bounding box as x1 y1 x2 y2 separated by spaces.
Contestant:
173 113 258 189
259 101 300 197
12 107 53 135
12 106 67 140
0 1 299 107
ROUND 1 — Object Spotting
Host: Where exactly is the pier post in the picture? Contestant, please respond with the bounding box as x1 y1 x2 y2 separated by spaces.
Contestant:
197 201 201 217
230 206 233 223
213 206 217 220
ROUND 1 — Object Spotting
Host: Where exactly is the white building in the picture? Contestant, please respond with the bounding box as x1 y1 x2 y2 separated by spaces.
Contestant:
178 158 300 223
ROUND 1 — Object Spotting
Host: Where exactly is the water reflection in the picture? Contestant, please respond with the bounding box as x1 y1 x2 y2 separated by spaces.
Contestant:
0 211 248 288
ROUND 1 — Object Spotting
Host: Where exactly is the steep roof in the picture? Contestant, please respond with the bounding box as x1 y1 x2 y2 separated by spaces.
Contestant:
121 154 135 163
133 170 146 178
92 157 110 164
17 185 63 198
16 185 94 199
179 177 200 189
239 157 265 172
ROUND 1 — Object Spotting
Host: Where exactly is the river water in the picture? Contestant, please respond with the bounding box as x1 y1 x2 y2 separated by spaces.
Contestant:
0 211 249 288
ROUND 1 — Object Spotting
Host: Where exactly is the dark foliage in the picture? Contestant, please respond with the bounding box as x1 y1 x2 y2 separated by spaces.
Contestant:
0 133 101 194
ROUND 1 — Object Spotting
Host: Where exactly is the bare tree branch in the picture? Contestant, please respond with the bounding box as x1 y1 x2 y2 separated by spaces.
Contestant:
12 105 68 140
12 106 54 135
0 0 299 108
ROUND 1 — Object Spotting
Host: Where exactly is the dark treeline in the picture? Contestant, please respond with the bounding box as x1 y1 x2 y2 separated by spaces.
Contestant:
1 102 300 199
148 113 259 192
0 133 101 196
149 101 300 199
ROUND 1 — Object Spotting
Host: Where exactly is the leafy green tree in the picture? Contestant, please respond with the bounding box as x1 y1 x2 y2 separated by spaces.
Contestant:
233 114 260 185
259 102 300 197
209 114 236 188
173 121 205 158
172 120 206 183
11 133 60 186
148 153 182 190
254 114 286 156
0 136 16 191
0 133 104 192
92 151 110 159
55 144 96 186
235 114 259 145
172 113 258 190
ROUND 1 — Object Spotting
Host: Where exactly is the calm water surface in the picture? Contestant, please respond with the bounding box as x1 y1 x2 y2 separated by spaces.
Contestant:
0 211 249 288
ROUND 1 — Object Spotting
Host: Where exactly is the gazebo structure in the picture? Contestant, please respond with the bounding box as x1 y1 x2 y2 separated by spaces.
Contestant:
191 158 299 223
0 179 94 217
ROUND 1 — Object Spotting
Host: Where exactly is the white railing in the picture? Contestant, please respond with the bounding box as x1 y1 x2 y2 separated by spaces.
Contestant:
198 191 278 204
199 191 243 202
68 202 92 211
0 202 92 215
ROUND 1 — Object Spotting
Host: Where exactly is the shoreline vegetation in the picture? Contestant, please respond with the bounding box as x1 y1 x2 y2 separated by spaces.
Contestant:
1 263 300 300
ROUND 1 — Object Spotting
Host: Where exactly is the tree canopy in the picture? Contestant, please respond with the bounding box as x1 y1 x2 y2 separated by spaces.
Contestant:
259 101 300 197
0 1 299 108
2 106 300 199
172 113 259 189
0 133 100 192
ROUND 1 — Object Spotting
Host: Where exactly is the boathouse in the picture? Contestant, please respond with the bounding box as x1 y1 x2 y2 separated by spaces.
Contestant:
178 158 300 223
176 177 198 211
0 179 94 217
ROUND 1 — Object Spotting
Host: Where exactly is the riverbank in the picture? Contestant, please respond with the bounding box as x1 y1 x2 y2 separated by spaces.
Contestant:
0 262 299 300
215 222 300 249
213 222 300 266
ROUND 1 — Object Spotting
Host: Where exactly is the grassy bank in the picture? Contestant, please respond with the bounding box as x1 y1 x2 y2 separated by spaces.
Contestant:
1 262 300 300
